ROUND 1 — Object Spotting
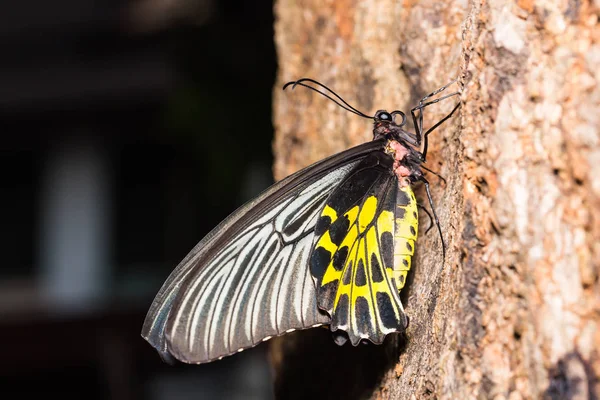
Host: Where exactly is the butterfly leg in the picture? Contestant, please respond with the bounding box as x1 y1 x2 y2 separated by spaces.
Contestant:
411 79 461 161
417 204 434 234
421 177 446 263
421 165 447 186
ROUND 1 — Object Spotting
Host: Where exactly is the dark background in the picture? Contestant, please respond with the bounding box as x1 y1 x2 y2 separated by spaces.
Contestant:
0 0 277 398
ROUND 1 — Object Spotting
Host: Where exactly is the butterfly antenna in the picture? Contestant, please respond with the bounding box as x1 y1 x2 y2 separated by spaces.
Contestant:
283 78 373 119
416 204 434 234
287 78 368 116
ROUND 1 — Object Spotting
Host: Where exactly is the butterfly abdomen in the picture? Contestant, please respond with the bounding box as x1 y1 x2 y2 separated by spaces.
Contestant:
392 186 418 291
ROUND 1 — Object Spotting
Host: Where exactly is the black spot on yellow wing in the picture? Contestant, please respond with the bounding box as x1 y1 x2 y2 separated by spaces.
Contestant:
396 208 405 219
332 246 348 271
314 217 331 237
375 292 398 330
355 259 367 286
380 232 394 269
334 294 349 328
397 274 405 286
341 260 353 285
310 247 332 278
397 188 411 205
370 254 384 283
315 204 337 234
329 216 350 245
355 296 371 335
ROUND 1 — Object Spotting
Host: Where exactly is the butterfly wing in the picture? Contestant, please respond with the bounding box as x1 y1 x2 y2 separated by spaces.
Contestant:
310 150 410 346
141 139 385 364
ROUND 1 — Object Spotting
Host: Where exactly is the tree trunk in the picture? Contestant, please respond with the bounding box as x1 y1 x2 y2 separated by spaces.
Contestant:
270 0 600 399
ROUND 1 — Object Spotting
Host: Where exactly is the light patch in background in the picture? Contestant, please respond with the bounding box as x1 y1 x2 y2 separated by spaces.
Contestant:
38 137 112 313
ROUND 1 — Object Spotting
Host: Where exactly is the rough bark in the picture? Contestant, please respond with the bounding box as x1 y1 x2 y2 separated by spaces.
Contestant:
270 0 600 399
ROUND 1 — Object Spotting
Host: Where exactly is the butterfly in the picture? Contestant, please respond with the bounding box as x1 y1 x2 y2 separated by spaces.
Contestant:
141 78 461 364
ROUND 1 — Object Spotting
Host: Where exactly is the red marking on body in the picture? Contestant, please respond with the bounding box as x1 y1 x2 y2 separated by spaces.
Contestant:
389 141 409 161
386 140 412 188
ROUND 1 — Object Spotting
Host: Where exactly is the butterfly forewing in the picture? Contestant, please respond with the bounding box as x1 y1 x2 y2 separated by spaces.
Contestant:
165 165 349 363
141 140 386 364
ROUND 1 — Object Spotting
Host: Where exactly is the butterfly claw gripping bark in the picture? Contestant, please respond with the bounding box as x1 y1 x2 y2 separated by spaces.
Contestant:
141 78 461 364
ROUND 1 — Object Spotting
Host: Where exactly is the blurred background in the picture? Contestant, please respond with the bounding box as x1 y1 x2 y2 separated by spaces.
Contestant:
0 0 277 398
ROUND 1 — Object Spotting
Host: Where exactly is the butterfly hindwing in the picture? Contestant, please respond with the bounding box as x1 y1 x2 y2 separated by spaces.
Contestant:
310 151 409 346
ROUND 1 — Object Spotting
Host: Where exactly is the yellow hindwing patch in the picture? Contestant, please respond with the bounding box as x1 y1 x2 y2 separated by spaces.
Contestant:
311 176 419 345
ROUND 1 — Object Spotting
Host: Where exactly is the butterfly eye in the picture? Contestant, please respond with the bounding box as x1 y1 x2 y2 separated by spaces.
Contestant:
376 111 393 122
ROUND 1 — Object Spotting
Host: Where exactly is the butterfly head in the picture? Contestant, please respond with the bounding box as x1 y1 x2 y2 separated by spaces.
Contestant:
373 109 415 143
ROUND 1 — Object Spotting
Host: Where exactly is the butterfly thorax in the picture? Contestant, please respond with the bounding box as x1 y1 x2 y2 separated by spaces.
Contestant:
371 110 424 188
